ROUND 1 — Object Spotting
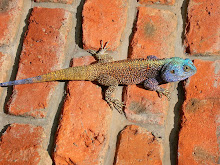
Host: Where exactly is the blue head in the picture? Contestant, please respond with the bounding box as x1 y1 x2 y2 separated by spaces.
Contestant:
161 57 197 82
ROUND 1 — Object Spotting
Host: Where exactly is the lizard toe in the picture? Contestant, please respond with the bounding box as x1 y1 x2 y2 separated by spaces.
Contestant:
112 99 124 114
162 90 171 100
157 89 171 100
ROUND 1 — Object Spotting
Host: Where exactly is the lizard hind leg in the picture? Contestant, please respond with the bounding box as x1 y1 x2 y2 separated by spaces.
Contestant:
97 74 124 114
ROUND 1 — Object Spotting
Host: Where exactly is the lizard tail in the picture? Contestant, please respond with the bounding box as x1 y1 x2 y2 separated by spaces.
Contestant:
0 77 41 86
0 66 94 87
0 73 61 86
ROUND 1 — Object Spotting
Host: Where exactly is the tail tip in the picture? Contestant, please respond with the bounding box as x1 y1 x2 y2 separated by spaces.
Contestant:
0 82 11 87
0 82 6 87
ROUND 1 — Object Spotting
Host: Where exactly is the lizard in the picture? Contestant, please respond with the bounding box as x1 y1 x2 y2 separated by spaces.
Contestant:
0 42 197 113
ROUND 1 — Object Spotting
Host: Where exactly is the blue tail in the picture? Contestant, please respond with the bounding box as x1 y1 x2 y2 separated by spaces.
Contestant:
0 77 40 86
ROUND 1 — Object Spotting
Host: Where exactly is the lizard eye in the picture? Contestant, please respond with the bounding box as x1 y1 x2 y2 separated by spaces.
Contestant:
170 70 175 74
183 65 190 72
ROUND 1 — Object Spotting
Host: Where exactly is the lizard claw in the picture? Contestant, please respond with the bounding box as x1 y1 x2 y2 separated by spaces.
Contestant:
112 99 125 114
88 40 109 56
87 49 96 55
107 98 124 114
99 40 109 55
158 89 171 100
101 40 109 50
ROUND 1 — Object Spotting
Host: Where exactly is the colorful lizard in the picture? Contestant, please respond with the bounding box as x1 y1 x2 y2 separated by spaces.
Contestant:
0 42 197 113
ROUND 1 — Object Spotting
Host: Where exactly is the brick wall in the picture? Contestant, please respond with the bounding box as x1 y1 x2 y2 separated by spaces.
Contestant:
0 0 219 164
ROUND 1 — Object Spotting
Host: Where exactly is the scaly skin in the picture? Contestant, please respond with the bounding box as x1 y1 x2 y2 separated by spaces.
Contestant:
0 42 197 113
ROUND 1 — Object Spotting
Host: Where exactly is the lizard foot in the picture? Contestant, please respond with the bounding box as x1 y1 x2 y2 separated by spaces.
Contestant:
158 89 171 100
98 40 109 55
87 41 109 55
88 41 113 63
107 98 124 114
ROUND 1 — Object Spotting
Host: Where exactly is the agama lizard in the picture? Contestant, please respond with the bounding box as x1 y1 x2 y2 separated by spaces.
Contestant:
0 42 197 113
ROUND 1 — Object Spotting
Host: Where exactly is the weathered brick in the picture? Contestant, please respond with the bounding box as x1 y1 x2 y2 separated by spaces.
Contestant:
6 7 72 118
178 60 220 164
0 124 52 164
138 0 175 5
34 0 73 4
0 52 12 97
114 125 162 164
129 7 177 59
82 0 128 51
124 84 169 125
53 56 112 164
183 60 220 99
0 0 23 46
184 0 220 55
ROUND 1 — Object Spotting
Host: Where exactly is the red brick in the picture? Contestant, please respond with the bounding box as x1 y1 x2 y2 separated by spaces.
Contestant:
82 0 128 51
34 0 73 4
53 56 112 164
178 60 220 164
138 0 175 5
124 84 170 125
129 7 177 59
114 125 162 164
184 0 220 55
184 60 220 99
6 7 72 118
0 52 12 96
0 124 52 164
0 0 23 46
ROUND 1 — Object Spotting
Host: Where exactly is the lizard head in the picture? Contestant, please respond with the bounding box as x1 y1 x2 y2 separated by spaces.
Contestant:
161 57 197 82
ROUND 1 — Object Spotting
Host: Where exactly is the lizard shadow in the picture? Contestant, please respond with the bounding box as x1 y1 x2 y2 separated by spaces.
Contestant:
0 124 10 137
169 81 185 165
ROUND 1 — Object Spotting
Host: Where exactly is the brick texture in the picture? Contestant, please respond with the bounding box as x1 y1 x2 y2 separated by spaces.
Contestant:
178 60 220 164
129 7 177 59
6 7 72 118
34 0 73 4
0 52 12 97
124 84 170 125
82 0 128 51
114 125 162 164
53 56 112 164
184 0 220 55
0 124 52 164
0 0 23 46
138 0 175 5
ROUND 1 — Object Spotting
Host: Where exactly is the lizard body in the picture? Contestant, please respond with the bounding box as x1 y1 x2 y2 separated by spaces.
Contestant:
0 42 197 113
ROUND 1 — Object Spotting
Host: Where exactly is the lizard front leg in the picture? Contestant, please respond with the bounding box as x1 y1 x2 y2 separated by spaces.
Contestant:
89 41 113 63
97 74 124 114
144 78 171 100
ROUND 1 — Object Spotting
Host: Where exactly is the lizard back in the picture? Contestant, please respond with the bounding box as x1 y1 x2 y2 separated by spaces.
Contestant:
88 58 166 85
